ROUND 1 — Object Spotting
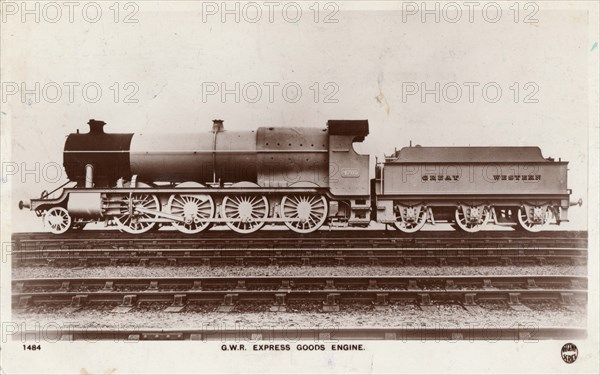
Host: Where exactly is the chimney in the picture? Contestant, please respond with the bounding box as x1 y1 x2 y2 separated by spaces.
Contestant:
212 119 224 133
88 119 106 134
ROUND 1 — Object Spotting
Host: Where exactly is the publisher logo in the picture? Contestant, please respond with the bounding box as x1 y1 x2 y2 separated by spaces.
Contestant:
561 343 578 364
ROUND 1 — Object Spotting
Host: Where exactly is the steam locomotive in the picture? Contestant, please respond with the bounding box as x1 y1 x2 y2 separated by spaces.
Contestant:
18 119 580 234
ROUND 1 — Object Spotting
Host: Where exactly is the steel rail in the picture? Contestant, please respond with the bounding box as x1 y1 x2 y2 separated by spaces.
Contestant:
10 231 588 251
13 275 588 289
12 246 588 267
12 326 587 341
12 275 587 311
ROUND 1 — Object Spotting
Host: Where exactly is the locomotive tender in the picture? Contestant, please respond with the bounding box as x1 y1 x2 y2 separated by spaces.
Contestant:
19 119 580 234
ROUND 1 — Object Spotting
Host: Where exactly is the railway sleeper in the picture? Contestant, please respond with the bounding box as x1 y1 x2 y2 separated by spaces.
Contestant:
59 281 71 292
322 293 340 312
461 293 485 314
148 281 159 291
60 294 89 313
14 282 24 293
234 280 246 290
526 279 540 289
572 257 586 266
216 294 239 312
372 293 389 311
112 294 137 313
279 280 291 290
559 292 574 305
407 280 419 290
507 293 531 311
570 279 584 289
269 293 288 312
164 294 187 313
324 280 336 290
16 296 32 310
417 293 436 312
463 293 476 306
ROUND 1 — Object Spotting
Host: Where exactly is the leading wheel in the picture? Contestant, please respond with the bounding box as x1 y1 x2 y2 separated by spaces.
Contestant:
114 193 160 234
222 195 269 234
280 195 328 234
44 207 72 234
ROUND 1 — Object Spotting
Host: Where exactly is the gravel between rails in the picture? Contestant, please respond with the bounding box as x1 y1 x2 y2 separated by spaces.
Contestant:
12 263 587 333
12 265 587 279
12 302 586 330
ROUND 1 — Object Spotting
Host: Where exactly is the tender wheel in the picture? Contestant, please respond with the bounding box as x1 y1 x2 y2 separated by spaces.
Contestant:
393 204 427 233
167 193 215 234
518 206 551 232
222 195 268 234
454 205 490 233
44 207 72 234
280 195 328 234
114 193 160 234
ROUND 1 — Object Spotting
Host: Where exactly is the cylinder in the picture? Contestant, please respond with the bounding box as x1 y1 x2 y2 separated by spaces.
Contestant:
67 192 103 218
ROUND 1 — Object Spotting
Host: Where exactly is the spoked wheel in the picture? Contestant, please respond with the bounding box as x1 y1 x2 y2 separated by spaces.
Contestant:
165 182 214 234
221 195 269 234
167 193 214 234
114 193 161 234
280 195 328 234
454 205 490 233
393 204 427 233
517 205 551 232
44 207 72 234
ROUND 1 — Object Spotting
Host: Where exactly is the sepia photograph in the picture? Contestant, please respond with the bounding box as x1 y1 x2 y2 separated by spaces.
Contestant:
1 1 598 374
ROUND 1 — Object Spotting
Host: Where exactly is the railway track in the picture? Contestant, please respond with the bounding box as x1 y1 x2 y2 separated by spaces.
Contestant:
13 275 587 313
11 230 588 251
11 232 588 342
12 246 587 267
12 326 587 342
11 230 588 267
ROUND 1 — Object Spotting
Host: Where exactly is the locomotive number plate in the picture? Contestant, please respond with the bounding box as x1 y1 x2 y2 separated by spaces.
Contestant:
341 168 360 178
